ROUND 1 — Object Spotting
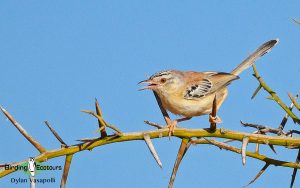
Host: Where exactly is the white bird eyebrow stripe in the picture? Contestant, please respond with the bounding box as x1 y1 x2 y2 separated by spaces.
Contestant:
149 70 171 79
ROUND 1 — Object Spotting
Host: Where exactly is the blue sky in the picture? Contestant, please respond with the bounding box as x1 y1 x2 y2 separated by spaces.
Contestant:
0 1 300 187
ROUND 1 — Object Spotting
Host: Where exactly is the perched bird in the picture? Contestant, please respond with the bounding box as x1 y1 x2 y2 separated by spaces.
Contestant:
139 39 279 133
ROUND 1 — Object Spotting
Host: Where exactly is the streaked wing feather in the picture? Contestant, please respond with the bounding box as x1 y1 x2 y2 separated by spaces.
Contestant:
184 72 239 100
184 78 212 99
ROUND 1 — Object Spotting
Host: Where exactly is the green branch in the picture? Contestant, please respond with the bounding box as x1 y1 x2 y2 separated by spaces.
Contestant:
252 64 300 124
2 127 300 178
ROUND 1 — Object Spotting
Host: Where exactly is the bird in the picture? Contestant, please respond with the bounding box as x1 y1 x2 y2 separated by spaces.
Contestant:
139 39 279 134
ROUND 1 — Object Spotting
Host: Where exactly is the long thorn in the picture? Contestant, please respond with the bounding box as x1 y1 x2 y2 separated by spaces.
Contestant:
143 134 163 168
169 138 191 188
288 93 300 111
144 120 164 129
60 154 73 188
255 143 260 153
251 84 262 99
242 137 249 165
81 110 123 135
278 97 297 132
246 163 270 187
290 149 300 188
292 18 300 25
0 106 46 153
44 121 67 147
95 98 107 138
268 144 277 154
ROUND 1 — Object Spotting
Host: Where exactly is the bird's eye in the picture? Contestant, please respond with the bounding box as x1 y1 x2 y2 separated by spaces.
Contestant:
160 78 167 83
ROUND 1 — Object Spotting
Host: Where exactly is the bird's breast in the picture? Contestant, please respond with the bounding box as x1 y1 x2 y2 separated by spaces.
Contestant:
156 88 228 117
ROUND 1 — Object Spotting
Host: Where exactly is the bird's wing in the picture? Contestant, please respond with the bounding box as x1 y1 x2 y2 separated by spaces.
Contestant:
184 72 239 100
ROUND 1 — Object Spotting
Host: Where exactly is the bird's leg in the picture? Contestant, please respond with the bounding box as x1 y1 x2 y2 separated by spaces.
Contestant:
176 117 192 123
209 94 222 131
209 114 222 124
152 91 193 136
167 119 177 137
152 91 180 136
167 117 192 136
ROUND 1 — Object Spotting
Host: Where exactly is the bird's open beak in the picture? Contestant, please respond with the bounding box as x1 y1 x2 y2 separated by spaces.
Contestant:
138 79 158 91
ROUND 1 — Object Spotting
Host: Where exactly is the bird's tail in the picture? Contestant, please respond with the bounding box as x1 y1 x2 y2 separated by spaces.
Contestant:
231 39 279 76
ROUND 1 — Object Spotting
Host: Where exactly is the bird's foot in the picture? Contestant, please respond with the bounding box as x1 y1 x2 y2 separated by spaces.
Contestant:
167 120 177 137
209 114 222 124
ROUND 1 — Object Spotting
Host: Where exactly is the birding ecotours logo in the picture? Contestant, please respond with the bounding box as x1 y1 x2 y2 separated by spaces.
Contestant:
4 157 62 176
4 157 62 185
28 157 36 176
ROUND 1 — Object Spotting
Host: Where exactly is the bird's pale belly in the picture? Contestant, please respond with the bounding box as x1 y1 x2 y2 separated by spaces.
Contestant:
159 88 228 117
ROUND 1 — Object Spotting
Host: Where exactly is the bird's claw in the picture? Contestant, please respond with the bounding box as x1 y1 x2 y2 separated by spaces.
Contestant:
167 120 177 137
209 114 222 124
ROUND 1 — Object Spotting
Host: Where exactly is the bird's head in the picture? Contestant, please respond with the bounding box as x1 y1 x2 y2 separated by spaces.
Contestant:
138 70 184 93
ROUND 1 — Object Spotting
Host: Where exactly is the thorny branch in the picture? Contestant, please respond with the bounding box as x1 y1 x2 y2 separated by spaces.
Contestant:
252 64 300 124
1 65 300 188
192 138 300 169
1 113 300 185
2 115 300 173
